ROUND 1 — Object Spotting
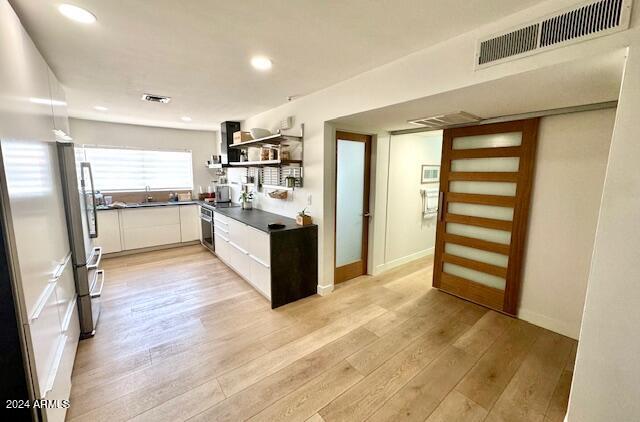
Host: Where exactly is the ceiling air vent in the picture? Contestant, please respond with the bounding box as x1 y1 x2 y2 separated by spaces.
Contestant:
141 93 171 103
476 0 632 69
408 111 482 129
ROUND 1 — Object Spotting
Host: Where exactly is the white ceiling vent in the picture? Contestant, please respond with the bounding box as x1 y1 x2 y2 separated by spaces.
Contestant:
476 0 632 69
141 93 171 103
408 111 482 129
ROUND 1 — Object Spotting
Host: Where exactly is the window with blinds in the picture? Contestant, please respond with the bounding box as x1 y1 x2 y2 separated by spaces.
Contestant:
79 146 193 191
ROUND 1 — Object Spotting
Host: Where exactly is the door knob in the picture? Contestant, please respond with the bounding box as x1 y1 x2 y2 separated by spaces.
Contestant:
363 213 371 217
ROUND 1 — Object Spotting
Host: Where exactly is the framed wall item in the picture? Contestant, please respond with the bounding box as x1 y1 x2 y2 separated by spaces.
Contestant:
421 165 440 183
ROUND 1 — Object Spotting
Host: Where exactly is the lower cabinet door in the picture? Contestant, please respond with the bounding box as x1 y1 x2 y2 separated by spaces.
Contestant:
228 242 251 280
43 300 79 422
250 257 271 299
122 224 181 250
95 210 122 253
179 205 200 242
214 233 230 263
26 283 61 399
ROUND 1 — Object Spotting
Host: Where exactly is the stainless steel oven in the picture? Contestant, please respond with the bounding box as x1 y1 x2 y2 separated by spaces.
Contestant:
200 205 214 252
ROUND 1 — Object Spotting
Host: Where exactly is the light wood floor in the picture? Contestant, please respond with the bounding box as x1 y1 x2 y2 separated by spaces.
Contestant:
68 244 576 422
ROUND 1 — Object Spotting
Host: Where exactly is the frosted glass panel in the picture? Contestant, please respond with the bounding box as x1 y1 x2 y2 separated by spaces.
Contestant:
447 223 512 245
449 181 517 196
451 157 519 172
445 243 509 267
448 203 514 221
453 132 522 150
443 263 506 290
336 140 365 267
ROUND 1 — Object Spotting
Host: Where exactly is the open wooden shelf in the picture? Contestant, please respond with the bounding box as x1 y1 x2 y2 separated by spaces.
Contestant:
228 159 302 167
229 133 302 149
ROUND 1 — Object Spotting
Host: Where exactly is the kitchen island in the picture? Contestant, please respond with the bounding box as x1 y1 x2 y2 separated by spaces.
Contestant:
210 206 318 308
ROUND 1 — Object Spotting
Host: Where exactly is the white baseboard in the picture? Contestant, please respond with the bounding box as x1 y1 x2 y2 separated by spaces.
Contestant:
518 308 579 340
373 247 435 276
317 284 334 296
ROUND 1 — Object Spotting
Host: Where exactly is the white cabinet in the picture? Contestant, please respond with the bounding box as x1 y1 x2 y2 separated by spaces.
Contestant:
48 68 70 135
213 212 271 300
228 218 250 253
95 205 202 254
0 2 77 417
121 207 181 250
95 210 122 253
25 284 61 399
246 226 270 266
214 232 231 263
122 206 180 227
43 299 79 422
250 258 271 297
179 204 200 242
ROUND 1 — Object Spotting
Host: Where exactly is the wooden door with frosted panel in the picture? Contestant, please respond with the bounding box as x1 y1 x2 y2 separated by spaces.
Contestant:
433 119 538 315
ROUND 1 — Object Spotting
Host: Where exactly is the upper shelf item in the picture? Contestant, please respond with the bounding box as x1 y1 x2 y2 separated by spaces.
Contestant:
229 132 303 149
249 128 272 139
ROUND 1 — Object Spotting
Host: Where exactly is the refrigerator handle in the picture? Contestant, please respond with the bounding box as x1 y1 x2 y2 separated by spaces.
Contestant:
82 162 98 238
87 247 103 270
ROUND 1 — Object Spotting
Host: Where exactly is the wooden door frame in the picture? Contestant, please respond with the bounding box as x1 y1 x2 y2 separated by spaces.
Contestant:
433 118 539 315
334 131 372 284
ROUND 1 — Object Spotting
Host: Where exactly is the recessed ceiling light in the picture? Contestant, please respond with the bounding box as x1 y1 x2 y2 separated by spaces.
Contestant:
29 97 67 106
93 105 108 111
181 116 192 122
251 56 272 71
58 4 96 24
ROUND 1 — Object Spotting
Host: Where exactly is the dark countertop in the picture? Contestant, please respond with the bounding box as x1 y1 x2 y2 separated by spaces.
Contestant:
96 201 200 211
212 206 316 233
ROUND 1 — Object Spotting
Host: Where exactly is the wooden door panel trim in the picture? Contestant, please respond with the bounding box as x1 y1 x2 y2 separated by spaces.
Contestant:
446 120 527 138
440 273 505 311
442 253 507 278
446 192 516 207
445 213 512 231
448 172 519 182
503 118 539 314
443 233 510 255
335 261 365 284
450 146 521 159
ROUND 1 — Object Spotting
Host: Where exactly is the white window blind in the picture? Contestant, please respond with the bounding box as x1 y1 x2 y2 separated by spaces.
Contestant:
80 146 193 191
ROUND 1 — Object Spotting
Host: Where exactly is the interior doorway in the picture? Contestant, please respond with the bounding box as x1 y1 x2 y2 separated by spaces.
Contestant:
334 131 372 283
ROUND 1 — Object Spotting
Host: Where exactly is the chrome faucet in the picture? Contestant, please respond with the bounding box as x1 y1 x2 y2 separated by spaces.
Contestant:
145 185 153 203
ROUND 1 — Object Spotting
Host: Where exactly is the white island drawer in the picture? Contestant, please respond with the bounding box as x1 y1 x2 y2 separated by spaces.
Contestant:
246 226 270 266
250 257 271 299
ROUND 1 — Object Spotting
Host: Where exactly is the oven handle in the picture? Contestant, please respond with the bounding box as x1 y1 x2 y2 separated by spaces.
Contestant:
200 215 212 223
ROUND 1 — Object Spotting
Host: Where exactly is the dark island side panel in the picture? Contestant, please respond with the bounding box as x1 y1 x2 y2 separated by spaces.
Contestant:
269 225 318 309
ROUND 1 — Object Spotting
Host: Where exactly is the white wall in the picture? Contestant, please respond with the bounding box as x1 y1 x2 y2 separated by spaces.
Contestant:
381 132 442 271
519 109 615 339
567 45 640 421
242 0 639 292
69 118 218 194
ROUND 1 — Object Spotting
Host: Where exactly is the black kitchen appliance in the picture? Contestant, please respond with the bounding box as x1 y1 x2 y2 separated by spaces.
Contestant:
200 205 214 252
220 121 241 165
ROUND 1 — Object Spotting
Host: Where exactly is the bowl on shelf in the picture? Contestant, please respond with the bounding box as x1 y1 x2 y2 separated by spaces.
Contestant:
250 128 272 139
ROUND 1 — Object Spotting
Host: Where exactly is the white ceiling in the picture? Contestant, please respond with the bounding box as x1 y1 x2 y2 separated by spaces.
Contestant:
10 0 544 131
331 49 626 133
